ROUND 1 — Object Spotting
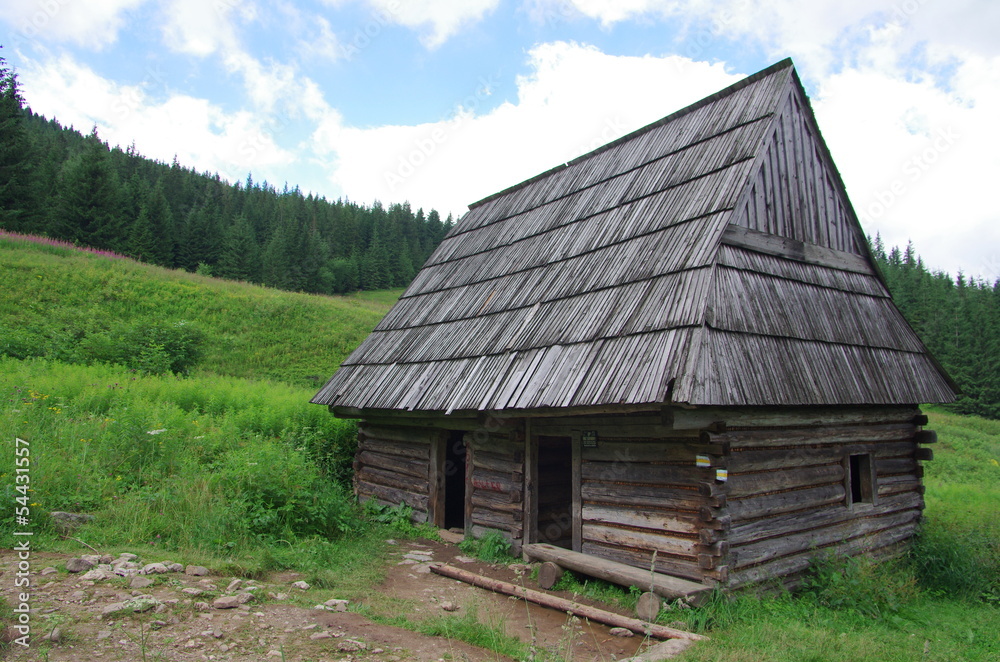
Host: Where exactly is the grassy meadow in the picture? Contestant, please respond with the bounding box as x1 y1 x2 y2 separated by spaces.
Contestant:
0 236 998 660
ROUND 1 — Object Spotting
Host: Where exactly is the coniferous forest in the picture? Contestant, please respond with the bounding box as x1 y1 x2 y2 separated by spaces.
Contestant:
1 55 997 417
0 55 452 295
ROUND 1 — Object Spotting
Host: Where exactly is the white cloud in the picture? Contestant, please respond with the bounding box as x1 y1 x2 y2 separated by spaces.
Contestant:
0 0 148 49
315 42 738 214
20 54 294 184
337 0 501 49
160 0 244 57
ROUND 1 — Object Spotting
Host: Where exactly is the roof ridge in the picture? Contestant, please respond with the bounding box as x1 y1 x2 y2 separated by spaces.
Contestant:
468 58 794 210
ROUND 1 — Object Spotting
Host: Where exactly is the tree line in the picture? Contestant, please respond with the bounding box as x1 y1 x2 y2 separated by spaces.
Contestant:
872 236 1000 419
0 54 452 294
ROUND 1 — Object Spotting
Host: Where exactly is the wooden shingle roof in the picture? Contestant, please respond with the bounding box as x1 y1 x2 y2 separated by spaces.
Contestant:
313 59 958 414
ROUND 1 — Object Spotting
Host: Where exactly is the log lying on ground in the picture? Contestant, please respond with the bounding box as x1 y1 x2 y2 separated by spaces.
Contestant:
523 543 713 606
430 563 707 642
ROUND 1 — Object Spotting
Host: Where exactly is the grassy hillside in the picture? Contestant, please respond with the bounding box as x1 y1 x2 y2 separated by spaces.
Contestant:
0 232 400 387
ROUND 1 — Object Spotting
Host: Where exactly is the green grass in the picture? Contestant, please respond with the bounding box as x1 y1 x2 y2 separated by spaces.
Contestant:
0 237 399 387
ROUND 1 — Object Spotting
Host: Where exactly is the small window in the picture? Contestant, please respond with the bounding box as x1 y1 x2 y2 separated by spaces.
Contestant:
847 453 875 507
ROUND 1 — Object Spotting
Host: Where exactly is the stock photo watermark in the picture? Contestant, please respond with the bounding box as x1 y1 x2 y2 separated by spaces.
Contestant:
11 437 33 648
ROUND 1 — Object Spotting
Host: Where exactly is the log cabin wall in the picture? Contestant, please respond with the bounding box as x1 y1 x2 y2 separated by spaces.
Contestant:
354 423 437 523
701 407 929 588
467 429 526 542
533 414 729 585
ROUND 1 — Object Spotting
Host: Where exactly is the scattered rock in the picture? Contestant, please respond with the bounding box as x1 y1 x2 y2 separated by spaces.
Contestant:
166 562 184 573
50 511 95 534
141 563 169 575
129 576 154 589
96 630 112 640
621 638 697 661
454 556 476 564
65 557 94 573
403 552 433 561
185 565 210 576
70 590 87 601
267 651 283 658
440 601 459 612
99 554 115 564
338 639 368 652
609 627 635 637
413 563 435 574
213 596 243 610
323 599 349 612
193 602 211 612
150 620 168 629
226 579 244 592
101 602 126 617
126 596 160 613
181 587 203 596
40 566 58 575
45 627 62 643
116 553 139 562
82 567 114 582
310 631 333 640
185 638 203 649
291 580 310 590
385 539 397 545
81 554 102 565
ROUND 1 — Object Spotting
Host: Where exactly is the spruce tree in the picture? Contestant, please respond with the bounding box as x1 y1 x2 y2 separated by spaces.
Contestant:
0 53 33 232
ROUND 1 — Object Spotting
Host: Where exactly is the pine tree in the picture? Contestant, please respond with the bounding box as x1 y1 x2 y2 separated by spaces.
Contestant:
53 128 123 249
215 216 260 282
0 52 33 231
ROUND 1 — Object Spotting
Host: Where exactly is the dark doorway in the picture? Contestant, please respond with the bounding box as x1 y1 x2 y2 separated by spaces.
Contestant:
444 431 467 530
536 435 573 548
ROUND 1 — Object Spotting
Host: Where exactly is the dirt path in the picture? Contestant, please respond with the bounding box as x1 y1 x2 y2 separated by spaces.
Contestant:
0 540 667 661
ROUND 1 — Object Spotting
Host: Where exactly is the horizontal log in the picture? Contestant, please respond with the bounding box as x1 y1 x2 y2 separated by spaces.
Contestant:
729 491 923 545
523 543 712 605
470 436 525 456
356 481 429 513
357 436 431 460
727 520 919 589
583 442 726 464
732 508 922 569
431 563 707 640
912 414 929 426
359 425 438 445
703 423 916 448
583 524 700 557
877 457 919 475
727 484 846 521
471 492 524 515
582 504 702 535
472 449 524 474
727 441 915 473
727 464 845 498
582 462 713 487
471 509 523 538
581 541 704 582
914 447 933 461
914 430 937 444
670 406 920 430
877 475 922 496
356 466 430 495
582 483 708 510
356 450 428 480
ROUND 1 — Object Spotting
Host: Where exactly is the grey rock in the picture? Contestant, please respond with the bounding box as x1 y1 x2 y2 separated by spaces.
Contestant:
226 579 243 592
309 631 333 640
65 558 94 573
167 563 184 573
81 554 101 565
50 511 95 534
620 638 697 661
130 576 154 589
99 554 115 564
609 627 635 637
291 580 310 590
96 630 112 640
193 601 211 612
81 568 113 581
116 553 138 562
45 627 61 642
323 599 349 612
150 620 167 629
126 596 160 613
213 595 251 609
440 601 459 612
185 565 210 576
40 566 58 576
101 602 126 617
141 563 169 575
182 588 203 596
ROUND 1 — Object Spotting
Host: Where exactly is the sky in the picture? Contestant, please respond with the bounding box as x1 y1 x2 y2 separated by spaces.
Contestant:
1 0 997 280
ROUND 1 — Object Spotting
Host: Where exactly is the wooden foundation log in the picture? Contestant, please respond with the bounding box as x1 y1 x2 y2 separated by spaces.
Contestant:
538 562 563 590
524 543 712 605
430 563 707 641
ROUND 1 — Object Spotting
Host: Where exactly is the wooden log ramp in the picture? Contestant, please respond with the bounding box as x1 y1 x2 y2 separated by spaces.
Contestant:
523 543 713 607
429 563 706 642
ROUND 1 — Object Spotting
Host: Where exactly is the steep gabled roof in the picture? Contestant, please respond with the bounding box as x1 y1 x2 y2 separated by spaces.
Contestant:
313 59 957 414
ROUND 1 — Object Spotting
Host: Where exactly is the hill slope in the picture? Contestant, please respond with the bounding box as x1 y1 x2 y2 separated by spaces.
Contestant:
0 232 398 387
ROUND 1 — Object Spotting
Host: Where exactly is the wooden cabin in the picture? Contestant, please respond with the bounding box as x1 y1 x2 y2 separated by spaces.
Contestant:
312 59 957 591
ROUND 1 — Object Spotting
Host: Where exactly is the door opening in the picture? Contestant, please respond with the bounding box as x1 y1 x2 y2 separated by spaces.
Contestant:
444 431 467 530
536 435 573 548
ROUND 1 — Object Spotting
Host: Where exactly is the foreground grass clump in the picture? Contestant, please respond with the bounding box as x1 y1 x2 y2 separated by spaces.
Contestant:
0 358 365 563
0 238 399 387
